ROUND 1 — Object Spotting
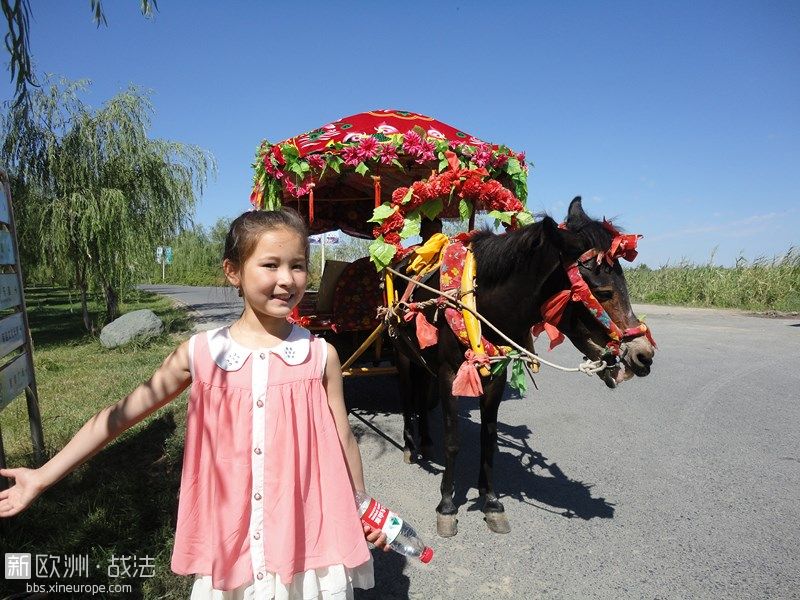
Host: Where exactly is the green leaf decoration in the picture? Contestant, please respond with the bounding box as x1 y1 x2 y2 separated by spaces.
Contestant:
391 158 405 171
399 214 421 239
438 156 449 172
491 358 510 377
369 237 398 271
509 359 527 393
290 162 305 177
459 199 472 221
401 187 414 204
515 211 535 226
281 145 299 160
419 198 443 220
487 210 514 224
326 154 343 174
355 161 369 176
505 157 522 175
368 204 397 223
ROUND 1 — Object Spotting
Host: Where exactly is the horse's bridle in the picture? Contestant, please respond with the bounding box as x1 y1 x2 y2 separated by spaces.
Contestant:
537 221 656 362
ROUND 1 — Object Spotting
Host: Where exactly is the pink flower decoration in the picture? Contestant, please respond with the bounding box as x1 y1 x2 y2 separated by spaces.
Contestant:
341 145 361 166
418 139 436 163
473 143 492 168
402 130 424 155
492 153 509 168
380 143 399 165
357 136 379 161
307 154 325 171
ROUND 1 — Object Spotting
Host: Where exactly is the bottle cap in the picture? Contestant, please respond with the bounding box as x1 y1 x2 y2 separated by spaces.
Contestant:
419 547 433 564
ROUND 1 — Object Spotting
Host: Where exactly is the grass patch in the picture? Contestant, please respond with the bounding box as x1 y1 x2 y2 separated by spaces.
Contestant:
1 288 193 598
626 248 800 313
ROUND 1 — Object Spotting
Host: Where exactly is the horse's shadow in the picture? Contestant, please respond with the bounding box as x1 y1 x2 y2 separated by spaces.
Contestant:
346 377 614 521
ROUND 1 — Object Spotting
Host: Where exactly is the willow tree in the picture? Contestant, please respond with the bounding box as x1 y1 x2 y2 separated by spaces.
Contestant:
1 78 214 330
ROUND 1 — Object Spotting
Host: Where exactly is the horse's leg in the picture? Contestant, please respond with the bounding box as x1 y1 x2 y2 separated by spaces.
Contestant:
418 370 435 459
436 367 459 537
478 375 511 534
395 351 418 464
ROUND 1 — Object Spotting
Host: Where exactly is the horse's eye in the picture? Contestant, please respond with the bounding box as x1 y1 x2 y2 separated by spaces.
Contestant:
593 288 614 301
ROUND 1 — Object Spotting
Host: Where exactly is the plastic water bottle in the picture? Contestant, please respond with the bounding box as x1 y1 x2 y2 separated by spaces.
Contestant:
355 491 434 563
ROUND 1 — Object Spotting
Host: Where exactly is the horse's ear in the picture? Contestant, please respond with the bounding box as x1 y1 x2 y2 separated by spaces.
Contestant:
565 196 588 228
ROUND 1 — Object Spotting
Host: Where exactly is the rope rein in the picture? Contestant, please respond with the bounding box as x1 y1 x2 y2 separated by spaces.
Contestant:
384 266 608 376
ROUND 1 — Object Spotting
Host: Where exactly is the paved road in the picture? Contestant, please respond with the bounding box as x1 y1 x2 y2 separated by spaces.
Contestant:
141 286 800 599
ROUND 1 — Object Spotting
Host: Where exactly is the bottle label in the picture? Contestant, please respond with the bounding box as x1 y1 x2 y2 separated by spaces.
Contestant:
359 498 403 544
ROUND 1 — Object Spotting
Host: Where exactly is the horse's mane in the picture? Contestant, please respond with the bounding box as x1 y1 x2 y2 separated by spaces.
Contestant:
470 211 622 286
471 219 549 287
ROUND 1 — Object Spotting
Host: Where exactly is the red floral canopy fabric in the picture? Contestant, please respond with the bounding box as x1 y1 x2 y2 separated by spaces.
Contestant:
279 109 498 157
252 109 531 266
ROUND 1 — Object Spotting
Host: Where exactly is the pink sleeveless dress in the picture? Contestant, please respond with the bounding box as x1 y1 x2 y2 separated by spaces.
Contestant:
171 325 373 598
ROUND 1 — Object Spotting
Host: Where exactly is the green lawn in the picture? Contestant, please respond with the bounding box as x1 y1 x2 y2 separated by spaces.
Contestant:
1 288 194 598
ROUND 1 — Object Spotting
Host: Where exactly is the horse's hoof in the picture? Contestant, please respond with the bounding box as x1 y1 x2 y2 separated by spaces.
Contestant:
484 512 511 534
403 449 414 464
437 513 458 537
420 444 434 460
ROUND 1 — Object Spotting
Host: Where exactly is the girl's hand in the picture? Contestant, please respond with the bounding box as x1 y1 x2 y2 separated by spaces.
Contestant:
0 467 45 517
363 524 391 552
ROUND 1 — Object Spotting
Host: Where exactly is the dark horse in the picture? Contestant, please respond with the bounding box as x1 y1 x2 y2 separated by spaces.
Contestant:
392 197 656 537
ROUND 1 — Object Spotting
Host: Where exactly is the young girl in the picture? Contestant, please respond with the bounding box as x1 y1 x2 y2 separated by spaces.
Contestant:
0 209 387 599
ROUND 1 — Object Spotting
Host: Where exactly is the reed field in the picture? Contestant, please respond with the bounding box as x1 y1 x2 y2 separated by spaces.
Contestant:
625 248 800 313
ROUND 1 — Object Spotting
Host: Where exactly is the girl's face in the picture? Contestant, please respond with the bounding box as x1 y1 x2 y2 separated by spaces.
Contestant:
225 228 308 320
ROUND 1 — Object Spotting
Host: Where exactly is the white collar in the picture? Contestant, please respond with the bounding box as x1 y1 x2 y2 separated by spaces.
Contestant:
206 325 311 371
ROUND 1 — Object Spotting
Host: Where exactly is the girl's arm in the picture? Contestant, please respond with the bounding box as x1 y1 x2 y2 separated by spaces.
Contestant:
323 342 388 550
0 339 193 518
323 342 366 492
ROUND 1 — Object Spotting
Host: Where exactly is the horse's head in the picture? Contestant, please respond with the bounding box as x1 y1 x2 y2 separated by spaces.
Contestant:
543 197 656 388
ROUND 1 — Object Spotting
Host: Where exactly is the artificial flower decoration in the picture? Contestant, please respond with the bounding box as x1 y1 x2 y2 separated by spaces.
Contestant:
250 110 534 269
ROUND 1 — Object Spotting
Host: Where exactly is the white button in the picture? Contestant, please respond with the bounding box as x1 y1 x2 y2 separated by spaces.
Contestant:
257 573 264 580
259 352 266 360
254 448 262 455
256 400 264 408
254 492 262 500
253 532 260 540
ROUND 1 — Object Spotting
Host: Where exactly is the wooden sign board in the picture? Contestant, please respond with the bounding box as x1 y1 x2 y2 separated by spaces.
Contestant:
0 230 15 265
0 352 31 412
0 184 9 225
0 273 21 310
0 312 25 359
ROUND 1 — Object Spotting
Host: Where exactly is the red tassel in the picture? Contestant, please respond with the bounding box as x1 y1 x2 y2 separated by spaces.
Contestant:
308 183 315 224
415 312 438 349
451 350 490 397
372 176 381 208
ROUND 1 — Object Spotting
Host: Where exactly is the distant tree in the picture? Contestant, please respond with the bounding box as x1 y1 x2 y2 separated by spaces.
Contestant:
1 77 214 331
2 0 157 110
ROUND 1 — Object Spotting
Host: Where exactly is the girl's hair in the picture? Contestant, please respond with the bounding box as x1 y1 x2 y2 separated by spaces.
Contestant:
223 208 310 267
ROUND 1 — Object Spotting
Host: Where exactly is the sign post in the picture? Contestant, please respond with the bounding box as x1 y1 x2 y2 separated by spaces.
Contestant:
156 246 173 282
0 169 45 489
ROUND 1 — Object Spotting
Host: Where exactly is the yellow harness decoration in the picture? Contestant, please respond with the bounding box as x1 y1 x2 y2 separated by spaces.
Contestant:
460 246 490 376
407 233 450 276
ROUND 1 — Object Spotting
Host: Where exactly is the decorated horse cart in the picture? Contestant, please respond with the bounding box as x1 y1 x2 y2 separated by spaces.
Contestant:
250 109 657 537
249 109 533 377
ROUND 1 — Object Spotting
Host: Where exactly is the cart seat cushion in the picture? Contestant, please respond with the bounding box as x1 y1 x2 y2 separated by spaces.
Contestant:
333 257 383 331
316 260 350 313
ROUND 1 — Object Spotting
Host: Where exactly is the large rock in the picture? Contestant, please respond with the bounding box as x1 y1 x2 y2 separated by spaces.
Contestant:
100 309 164 349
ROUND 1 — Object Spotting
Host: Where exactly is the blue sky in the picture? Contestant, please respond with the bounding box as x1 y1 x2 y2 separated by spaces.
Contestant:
2 1 798 267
